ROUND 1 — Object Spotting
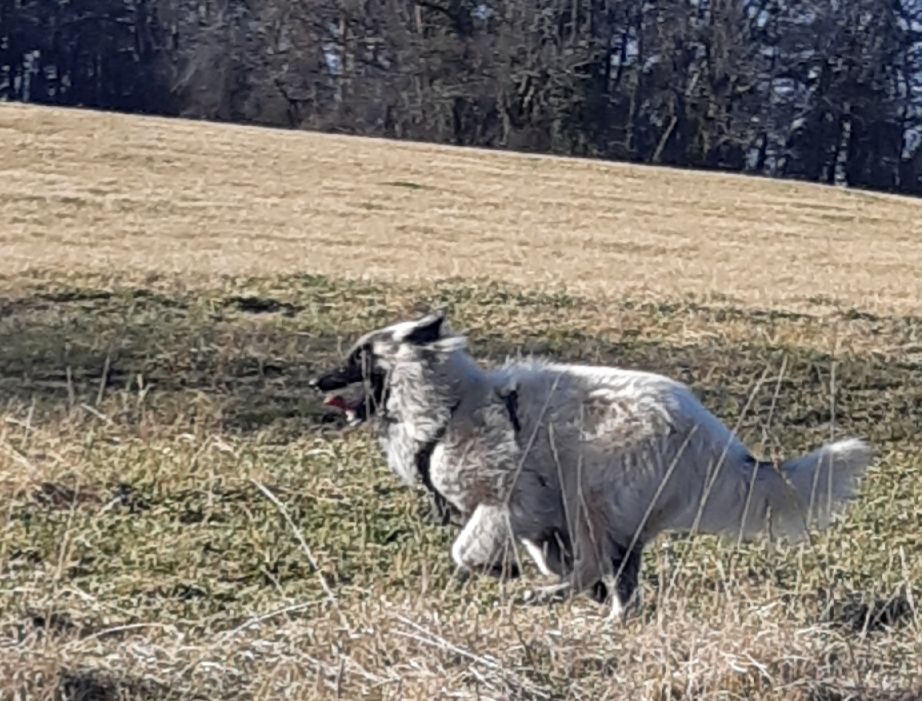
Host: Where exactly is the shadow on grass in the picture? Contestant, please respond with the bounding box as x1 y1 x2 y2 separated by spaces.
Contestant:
807 686 922 701
57 669 174 701
0 285 350 434
1 275 919 445
818 587 918 634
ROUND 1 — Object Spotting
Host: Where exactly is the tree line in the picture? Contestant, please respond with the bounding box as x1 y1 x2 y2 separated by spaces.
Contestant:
3 0 922 196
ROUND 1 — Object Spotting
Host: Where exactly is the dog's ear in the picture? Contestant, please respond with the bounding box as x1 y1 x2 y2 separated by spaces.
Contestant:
398 310 446 345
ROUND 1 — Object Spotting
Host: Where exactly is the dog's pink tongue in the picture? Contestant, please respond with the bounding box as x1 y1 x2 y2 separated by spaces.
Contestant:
323 395 348 412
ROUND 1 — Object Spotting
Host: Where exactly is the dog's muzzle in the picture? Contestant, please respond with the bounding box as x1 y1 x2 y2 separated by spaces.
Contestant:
310 365 377 427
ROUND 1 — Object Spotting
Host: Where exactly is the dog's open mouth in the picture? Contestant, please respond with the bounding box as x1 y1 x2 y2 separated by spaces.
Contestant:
311 345 387 429
322 391 370 427
311 366 384 428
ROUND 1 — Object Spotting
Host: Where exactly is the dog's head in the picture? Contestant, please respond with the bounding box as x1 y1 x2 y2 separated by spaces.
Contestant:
309 310 458 427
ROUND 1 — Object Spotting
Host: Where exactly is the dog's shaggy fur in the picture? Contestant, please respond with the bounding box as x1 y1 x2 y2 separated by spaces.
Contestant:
311 312 872 614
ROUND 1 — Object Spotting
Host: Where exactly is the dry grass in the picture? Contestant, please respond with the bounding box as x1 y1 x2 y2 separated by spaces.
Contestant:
3 102 922 315
1 104 921 700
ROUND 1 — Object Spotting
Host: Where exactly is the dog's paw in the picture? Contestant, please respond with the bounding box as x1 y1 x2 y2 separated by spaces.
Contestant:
451 567 473 585
519 582 572 607
601 584 644 623
485 560 520 580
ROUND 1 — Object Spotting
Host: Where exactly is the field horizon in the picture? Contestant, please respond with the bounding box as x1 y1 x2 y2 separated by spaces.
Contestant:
4 102 922 316
1 103 920 700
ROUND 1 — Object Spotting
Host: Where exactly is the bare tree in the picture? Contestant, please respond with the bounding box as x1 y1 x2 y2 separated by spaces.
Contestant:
3 0 921 196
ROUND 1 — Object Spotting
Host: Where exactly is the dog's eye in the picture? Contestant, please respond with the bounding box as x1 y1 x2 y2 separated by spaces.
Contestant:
347 345 366 365
353 346 374 374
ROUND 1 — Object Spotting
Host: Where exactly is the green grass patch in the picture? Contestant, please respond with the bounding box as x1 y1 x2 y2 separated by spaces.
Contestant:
1 272 920 699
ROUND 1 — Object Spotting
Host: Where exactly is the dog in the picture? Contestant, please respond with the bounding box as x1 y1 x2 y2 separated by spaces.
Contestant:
310 310 872 616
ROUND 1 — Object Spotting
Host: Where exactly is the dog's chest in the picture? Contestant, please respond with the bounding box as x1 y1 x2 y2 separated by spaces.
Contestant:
376 397 520 510
377 422 420 487
429 426 518 512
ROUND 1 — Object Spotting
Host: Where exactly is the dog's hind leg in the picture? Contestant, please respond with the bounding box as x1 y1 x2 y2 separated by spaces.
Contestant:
596 543 644 619
529 542 643 616
522 528 608 606
520 538 555 576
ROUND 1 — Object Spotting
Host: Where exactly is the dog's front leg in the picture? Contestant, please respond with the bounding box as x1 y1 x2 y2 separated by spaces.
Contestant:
427 491 464 527
450 503 520 579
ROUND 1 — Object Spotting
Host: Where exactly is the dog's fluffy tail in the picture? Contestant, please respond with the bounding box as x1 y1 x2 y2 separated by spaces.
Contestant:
690 438 871 542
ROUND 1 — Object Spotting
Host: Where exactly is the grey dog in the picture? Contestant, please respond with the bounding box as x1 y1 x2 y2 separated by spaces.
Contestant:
310 311 871 616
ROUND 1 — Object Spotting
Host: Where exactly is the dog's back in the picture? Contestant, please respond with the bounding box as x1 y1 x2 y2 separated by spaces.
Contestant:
479 357 868 594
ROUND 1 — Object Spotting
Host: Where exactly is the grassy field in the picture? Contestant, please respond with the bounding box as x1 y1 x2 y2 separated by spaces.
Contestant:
1 103 921 700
